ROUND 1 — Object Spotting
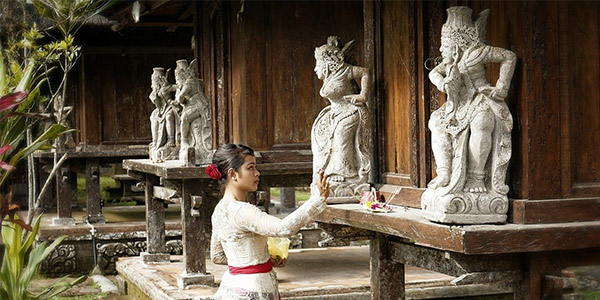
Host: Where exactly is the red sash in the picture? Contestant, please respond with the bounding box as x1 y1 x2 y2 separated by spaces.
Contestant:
228 260 273 275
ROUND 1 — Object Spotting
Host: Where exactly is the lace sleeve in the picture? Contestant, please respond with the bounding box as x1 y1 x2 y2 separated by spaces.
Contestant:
233 193 326 238
210 230 227 265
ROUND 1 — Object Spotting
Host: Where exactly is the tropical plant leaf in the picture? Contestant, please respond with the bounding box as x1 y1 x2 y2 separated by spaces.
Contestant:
8 123 69 166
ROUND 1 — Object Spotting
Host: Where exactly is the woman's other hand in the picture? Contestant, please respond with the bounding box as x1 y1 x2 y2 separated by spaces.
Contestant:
318 169 330 199
271 256 287 268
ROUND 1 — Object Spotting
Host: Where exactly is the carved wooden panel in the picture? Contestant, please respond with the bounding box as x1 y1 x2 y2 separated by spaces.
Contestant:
380 0 416 186
559 1 600 198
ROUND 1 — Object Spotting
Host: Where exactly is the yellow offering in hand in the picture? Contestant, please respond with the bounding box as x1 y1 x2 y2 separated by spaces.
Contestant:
267 237 290 260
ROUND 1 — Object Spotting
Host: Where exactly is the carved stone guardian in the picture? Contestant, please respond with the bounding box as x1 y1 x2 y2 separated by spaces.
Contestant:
311 36 372 203
421 7 517 224
174 59 213 165
149 67 179 162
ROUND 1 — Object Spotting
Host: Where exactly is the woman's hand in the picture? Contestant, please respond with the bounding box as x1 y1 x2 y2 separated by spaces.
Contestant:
271 256 287 268
318 169 330 199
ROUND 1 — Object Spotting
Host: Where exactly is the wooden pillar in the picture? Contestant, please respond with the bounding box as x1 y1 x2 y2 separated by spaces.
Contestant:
280 187 296 209
177 179 214 288
52 160 75 225
141 174 169 263
37 158 53 210
370 233 405 300
85 158 105 223
514 254 563 300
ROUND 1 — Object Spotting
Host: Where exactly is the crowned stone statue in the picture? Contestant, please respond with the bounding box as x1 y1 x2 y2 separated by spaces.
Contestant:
421 7 517 224
174 59 213 165
149 67 179 162
311 36 372 203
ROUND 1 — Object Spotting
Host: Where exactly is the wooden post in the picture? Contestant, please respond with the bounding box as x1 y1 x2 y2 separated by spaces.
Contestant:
514 254 563 300
85 158 105 223
52 160 75 225
141 174 169 263
370 233 405 300
281 187 295 209
177 179 214 288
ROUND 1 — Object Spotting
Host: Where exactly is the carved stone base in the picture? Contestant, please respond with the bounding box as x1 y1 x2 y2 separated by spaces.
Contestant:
421 189 508 224
140 252 170 264
150 145 179 162
51 217 75 226
177 272 214 289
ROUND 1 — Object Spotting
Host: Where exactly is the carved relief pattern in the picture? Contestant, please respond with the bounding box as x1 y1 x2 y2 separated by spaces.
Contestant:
41 245 77 275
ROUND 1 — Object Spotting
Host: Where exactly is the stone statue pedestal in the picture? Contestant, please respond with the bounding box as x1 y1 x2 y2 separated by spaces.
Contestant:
421 190 508 224
150 145 179 163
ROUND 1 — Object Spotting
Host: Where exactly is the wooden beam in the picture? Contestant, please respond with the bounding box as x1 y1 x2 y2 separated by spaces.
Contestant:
388 241 522 283
317 204 600 255
511 198 600 224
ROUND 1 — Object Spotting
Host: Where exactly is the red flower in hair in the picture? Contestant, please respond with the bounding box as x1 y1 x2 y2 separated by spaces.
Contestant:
205 164 222 180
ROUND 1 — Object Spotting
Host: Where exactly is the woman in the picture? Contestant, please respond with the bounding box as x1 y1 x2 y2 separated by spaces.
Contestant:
209 144 330 300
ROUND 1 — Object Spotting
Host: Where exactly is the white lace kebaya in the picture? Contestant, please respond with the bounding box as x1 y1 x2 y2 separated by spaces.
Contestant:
210 193 326 300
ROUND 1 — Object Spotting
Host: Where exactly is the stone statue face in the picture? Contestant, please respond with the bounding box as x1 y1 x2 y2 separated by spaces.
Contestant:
314 54 326 80
440 38 457 64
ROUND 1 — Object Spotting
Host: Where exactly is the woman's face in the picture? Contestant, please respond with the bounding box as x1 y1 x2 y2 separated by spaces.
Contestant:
231 155 260 193
314 56 325 80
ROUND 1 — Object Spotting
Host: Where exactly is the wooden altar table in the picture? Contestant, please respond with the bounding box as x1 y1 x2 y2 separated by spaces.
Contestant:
316 204 600 300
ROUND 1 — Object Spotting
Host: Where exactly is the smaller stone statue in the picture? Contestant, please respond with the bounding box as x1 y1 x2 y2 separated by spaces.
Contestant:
174 59 213 164
311 36 372 203
149 67 179 162
421 6 517 224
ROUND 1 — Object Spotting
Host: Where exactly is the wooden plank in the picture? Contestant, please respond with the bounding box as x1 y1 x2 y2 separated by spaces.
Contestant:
563 1 600 198
416 1 432 188
511 198 600 224
381 0 412 179
461 221 600 254
318 204 600 255
123 159 312 180
377 184 423 208
526 2 561 199
317 205 466 253
383 172 413 186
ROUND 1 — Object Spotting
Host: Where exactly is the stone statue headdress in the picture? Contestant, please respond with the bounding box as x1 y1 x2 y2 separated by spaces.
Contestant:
314 36 355 73
441 7 489 50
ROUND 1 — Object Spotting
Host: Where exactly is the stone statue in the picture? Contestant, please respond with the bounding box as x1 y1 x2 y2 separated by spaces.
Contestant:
149 67 179 162
421 7 517 224
311 36 371 202
174 59 213 164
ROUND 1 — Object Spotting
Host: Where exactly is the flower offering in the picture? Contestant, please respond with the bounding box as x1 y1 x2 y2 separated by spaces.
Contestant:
355 187 395 213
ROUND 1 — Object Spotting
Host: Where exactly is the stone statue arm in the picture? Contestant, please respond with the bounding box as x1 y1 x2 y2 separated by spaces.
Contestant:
429 62 449 93
343 66 370 105
478 46 517 101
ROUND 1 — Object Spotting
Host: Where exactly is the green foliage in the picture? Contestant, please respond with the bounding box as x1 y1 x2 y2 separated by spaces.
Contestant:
0 215 86 299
